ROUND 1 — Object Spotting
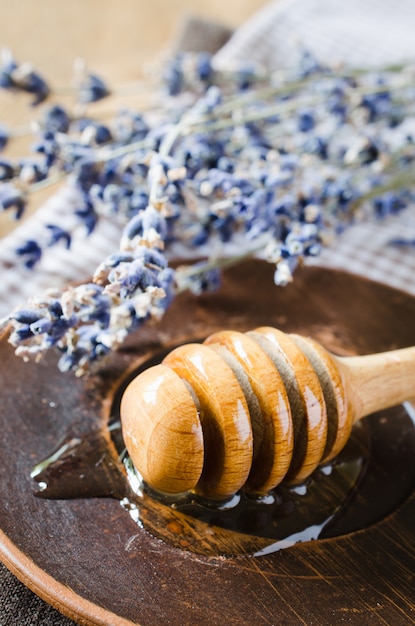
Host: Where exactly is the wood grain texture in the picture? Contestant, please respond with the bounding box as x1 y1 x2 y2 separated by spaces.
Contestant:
206 329 294 494
120 323 415 499
250 326 329 483
163 342 253 498
340 346 415 421
120 363 204 493
1 262 415 625
291 333 352 461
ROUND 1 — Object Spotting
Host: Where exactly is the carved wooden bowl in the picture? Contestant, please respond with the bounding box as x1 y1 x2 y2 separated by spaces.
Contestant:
1 261 415 625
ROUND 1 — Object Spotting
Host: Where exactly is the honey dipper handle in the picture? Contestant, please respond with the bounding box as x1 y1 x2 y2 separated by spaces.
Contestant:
339 346 415 422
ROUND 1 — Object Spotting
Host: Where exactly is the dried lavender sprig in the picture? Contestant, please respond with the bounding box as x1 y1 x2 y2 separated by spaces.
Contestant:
2 50 415 375
6 217 174 375
68 67 413 170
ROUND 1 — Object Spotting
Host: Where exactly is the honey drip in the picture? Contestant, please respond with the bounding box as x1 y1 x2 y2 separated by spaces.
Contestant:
31 402 415 557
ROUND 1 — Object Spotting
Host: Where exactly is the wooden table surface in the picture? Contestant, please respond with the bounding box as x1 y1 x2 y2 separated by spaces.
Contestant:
0 0 270 85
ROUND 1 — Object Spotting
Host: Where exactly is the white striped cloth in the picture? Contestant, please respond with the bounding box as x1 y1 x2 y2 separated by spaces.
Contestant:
213 0 415 297
0 185 122 316
1 0 415 320
310 207 415 296
214 0 415 70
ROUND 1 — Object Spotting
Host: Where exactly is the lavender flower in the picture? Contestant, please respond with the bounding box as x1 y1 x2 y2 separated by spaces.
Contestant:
41 105 71 134
15 240 42 268
0 50 50 105
46 224 72 249
0 125 9 151
0 183 26 218
78 73 111 103
297 109 315 133
0 159 15 181
74 197 99 234
175 262 221 295
33 131 61 169
1 49 415 374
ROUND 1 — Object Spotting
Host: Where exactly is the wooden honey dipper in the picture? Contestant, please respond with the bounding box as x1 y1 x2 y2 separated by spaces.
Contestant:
120 327 415 499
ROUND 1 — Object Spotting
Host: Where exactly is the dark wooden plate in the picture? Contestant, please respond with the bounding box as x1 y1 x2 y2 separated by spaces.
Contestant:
1 261 415 625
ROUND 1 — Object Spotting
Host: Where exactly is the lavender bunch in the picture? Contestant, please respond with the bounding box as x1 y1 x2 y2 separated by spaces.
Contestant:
0 49 414 375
